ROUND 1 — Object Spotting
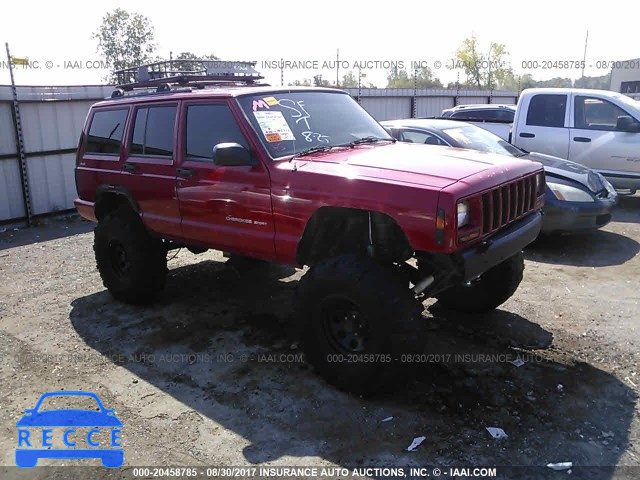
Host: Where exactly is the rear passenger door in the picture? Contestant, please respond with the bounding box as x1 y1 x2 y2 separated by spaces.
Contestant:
175 101 274 259
120 103 181 238
514 94 570 159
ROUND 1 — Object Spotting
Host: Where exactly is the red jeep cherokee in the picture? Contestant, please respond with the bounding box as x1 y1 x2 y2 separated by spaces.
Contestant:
75 61 544 393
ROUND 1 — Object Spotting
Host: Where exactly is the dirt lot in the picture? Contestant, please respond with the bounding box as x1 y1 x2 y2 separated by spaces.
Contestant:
1 197 639 479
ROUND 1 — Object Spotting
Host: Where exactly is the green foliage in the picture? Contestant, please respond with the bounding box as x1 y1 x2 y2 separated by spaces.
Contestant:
313 74 331 87
341 71 358 88
289 78 313 86
386 67 442 88
574 74 610 89
92 8 156 82
451 36 512 89
173 51 220 72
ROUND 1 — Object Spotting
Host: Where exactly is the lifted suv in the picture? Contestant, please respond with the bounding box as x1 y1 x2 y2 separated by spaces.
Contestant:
75 61 544 394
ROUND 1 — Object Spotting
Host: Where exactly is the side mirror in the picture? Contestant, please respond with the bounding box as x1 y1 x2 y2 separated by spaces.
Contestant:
212 143 255 166
616 115 640 132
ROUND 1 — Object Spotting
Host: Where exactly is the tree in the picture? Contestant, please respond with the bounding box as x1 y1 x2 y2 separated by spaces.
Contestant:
289 78 312 86
173 51 219 71
386 67 442 88
93 9 156 82
574 74 610 89
341 71 358 88
313 74 331 87
450 36 512 89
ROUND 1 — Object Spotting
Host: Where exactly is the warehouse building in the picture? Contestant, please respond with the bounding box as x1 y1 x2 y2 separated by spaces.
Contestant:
609 58 640 99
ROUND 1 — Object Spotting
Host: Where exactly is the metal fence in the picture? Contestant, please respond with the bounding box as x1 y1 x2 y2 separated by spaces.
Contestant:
0 85 518 223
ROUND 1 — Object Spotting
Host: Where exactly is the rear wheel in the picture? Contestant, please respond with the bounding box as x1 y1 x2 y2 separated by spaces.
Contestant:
297 254 425 395
436 252 524 313
94 205 167 304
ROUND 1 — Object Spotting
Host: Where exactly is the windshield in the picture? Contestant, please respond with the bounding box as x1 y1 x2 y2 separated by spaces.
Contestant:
613 93 640 119
442 125 523 157
237 91 392 158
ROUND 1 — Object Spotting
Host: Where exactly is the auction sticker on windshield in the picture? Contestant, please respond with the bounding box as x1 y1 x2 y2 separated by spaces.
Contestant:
253 111 296 142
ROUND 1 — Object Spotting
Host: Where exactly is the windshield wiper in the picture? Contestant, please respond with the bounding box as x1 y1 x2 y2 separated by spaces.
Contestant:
290 145 334 161
349 136 396 146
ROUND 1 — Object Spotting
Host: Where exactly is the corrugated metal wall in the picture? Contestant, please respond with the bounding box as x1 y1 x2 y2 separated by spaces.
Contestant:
0 85 518 222
0 85 111 222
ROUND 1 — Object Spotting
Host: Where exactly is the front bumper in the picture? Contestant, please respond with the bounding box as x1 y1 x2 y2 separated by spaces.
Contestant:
457 212 542 281
541 195 617 234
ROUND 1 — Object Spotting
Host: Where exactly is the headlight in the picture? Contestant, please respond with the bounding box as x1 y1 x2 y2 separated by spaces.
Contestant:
457 201 470 227
599 173 616 193
547 182 595 202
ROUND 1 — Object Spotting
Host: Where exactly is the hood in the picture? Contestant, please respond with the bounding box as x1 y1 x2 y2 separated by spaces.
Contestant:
523 152 606 193
291 142 535 189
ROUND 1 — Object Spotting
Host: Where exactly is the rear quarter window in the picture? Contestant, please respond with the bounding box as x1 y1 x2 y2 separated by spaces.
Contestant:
85 108 129 155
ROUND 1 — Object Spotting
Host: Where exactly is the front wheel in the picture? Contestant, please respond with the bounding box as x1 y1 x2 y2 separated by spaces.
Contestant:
436 252 525 314
296 254 425 395
94 205 167 304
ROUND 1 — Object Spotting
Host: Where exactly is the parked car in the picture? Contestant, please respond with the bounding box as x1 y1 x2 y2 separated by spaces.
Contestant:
382 119 618 234
75 60 545 394
440 104 515 138
443 89 640 192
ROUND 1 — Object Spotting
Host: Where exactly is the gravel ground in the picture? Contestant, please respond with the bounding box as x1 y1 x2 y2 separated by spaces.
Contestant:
0 197 638 479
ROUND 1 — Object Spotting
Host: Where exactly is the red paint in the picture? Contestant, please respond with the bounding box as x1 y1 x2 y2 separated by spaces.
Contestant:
75 88 543 266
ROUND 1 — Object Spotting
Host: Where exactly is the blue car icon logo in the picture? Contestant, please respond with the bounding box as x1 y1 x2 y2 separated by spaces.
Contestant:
15 391 123 468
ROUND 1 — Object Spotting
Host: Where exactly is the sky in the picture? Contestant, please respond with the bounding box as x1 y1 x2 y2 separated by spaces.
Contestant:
1 0 638 88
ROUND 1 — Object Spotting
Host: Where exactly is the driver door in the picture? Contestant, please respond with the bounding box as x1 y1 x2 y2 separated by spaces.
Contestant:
175 100 274 259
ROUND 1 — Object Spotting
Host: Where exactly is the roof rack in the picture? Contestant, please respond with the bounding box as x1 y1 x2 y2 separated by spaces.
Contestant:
111 59 265 94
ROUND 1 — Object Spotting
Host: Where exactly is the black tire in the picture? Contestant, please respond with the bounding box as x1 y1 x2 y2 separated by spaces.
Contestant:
296 254 425 395
94 205 167 304
436 252 525 314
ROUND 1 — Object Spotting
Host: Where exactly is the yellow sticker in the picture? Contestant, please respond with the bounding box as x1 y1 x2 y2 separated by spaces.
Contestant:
265 133 282 142
263 96 279 106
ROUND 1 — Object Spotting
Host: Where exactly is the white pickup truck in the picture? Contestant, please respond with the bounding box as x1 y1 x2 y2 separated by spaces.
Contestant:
443 89 640 192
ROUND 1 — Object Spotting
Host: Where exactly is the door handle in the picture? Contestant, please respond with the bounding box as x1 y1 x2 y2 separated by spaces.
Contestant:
573 137 591 143
177 167 197 177
123 163 139 172
519 132 535 138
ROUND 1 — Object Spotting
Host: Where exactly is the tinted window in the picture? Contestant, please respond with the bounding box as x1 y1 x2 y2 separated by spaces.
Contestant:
86 109 128 154
400 130 448 145
130 105 176 156
186 104 249 160
574 96 631 131
526 94 567 127
452 110 493 121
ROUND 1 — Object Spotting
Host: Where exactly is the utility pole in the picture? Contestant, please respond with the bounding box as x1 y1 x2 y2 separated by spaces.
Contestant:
413 67 418 118
5 42 32 225
580 30 589 88
336 48 339 87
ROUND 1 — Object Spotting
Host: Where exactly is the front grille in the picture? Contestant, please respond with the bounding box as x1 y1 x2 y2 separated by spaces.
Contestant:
479 174 538 234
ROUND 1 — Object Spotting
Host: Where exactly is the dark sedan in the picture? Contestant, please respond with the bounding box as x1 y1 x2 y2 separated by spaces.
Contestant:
382 119 618 234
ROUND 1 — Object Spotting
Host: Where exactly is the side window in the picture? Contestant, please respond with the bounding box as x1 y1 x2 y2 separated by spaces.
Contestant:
400 130 447 145
452 110 489 121
526 94 567 128
185 104 249 160
130 105 177 157
85 109 128 154
574 96 631 131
